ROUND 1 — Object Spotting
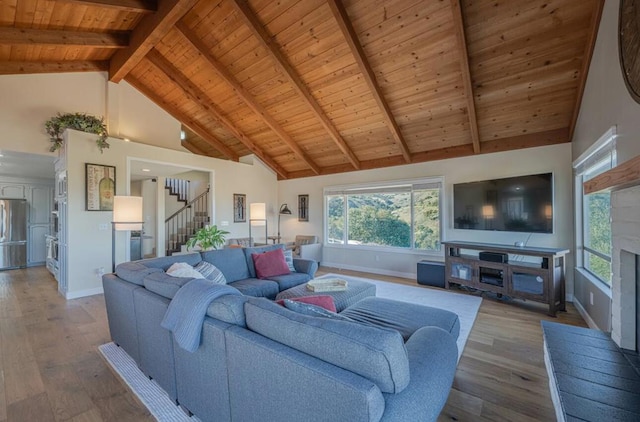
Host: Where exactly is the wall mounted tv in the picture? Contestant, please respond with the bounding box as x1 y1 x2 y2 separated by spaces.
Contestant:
453 173 553 233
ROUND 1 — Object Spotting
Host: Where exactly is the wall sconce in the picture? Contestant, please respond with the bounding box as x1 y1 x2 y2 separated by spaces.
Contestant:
112 196 143 272
277 203 292 243
249 202 267 246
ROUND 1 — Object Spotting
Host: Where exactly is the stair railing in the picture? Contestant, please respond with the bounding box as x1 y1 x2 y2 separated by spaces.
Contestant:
165 188 210 255
165 178 190 203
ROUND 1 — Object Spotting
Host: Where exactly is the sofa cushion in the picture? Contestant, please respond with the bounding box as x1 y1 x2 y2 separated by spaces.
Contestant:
206 294 248 327
194 261 227 284
243 244 285 278
282 299 350 320
340 297 461 341
201 248 250 283
266 272 311 291
276 295 336 312
115 261 163 285
252 248 290 279
227 278 279 299
143 271 195 299
244 298 410 394
138 252 202 270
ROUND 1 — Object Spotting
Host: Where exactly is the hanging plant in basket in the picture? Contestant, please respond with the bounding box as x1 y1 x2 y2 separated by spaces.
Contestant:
45 112 109 153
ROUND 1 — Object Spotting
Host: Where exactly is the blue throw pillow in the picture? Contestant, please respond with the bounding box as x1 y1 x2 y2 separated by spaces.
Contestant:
283 299 353 321
194 261 227 285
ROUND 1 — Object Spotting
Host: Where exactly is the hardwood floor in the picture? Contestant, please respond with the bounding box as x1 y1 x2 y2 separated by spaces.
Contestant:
0 266 152 422
0 265 586 421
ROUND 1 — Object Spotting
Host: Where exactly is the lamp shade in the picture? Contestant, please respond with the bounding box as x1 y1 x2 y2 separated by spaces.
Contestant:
113 196 143 230
279 203 292 215
250 202 266 226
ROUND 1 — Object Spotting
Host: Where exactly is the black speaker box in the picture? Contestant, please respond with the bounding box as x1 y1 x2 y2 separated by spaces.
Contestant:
479 251 509 263
416 260 445 288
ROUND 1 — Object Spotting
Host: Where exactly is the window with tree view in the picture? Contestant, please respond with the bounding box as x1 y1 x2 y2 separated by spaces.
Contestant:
574 128 616 286
325 179 442 251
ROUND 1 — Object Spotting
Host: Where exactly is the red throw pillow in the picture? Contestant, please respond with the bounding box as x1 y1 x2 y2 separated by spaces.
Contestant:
276 295 337 312
252 248 291 279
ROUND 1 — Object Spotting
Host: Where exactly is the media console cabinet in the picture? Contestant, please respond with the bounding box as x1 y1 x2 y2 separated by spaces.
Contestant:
442 241 570 316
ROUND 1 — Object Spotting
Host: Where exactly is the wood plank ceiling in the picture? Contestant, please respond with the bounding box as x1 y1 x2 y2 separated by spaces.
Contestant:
0 0 604 180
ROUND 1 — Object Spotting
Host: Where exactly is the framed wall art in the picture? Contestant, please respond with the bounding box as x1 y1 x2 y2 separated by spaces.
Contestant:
86 163 116 211
234 193 246 222
298 194 309 222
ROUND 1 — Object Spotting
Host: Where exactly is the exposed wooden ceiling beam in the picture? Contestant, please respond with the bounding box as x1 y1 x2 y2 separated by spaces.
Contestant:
109 0 197 83
145 49 289 179
287 128 569 179
56 0 157 13
0 27 128 48
469 128 569 154
126 74 240 162
176 22 321 175
231 0 361 170
0 60 108 75
327 0 412 164
568 0 604 142
450 0 481 154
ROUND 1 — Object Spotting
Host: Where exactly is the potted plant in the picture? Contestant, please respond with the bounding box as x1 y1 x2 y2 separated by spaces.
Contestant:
45 112 109 152
186 225 230 251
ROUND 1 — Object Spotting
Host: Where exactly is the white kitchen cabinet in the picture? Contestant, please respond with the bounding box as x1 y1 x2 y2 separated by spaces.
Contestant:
30 185 53 224
28 225 49 265
0 183 26 199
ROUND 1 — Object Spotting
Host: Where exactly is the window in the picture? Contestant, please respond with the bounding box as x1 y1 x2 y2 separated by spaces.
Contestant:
573 127 616 286
324 178 442 252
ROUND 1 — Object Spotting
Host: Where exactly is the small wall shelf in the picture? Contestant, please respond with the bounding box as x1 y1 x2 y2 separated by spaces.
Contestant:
442 241 570 316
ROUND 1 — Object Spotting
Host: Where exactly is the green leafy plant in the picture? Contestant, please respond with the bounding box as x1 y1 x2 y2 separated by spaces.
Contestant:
45 112 109 152
186 225 230 251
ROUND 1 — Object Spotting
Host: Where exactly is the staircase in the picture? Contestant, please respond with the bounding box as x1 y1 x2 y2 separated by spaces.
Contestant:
165 188 210 255
165 178 190 204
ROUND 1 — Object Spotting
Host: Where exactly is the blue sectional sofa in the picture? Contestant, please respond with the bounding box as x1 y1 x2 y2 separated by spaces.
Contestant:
102 244 460 421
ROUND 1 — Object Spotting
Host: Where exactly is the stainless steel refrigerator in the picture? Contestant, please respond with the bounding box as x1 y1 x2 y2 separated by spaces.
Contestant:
0 199 28 270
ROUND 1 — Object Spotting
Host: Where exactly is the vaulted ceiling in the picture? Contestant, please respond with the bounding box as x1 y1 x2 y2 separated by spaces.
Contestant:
0 0 604 179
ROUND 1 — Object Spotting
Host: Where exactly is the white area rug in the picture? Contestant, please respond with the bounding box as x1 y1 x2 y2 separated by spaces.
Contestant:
317 273 482 360
99 277 482 421
99 342 197 421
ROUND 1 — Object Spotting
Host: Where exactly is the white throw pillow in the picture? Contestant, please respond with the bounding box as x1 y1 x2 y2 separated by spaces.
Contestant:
166 262 204 279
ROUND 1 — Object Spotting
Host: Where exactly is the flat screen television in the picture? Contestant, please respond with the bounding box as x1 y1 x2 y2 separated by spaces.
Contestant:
453 173 553 233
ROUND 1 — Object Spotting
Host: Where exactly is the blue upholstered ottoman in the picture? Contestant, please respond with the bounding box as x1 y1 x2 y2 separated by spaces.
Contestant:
275 278 376 312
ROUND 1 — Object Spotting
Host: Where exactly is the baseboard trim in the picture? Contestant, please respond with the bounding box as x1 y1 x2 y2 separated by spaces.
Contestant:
573 298 600 330
321 261 415 280
65 286 104 300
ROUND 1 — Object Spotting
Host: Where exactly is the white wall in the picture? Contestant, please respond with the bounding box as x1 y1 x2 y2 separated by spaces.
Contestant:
573 0 640 163
571 0 640 331
278 143 574 289
0 72 183 156
64 130 277 297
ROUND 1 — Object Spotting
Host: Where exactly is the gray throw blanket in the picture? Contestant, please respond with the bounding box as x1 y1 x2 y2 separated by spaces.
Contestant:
161 278 241 352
